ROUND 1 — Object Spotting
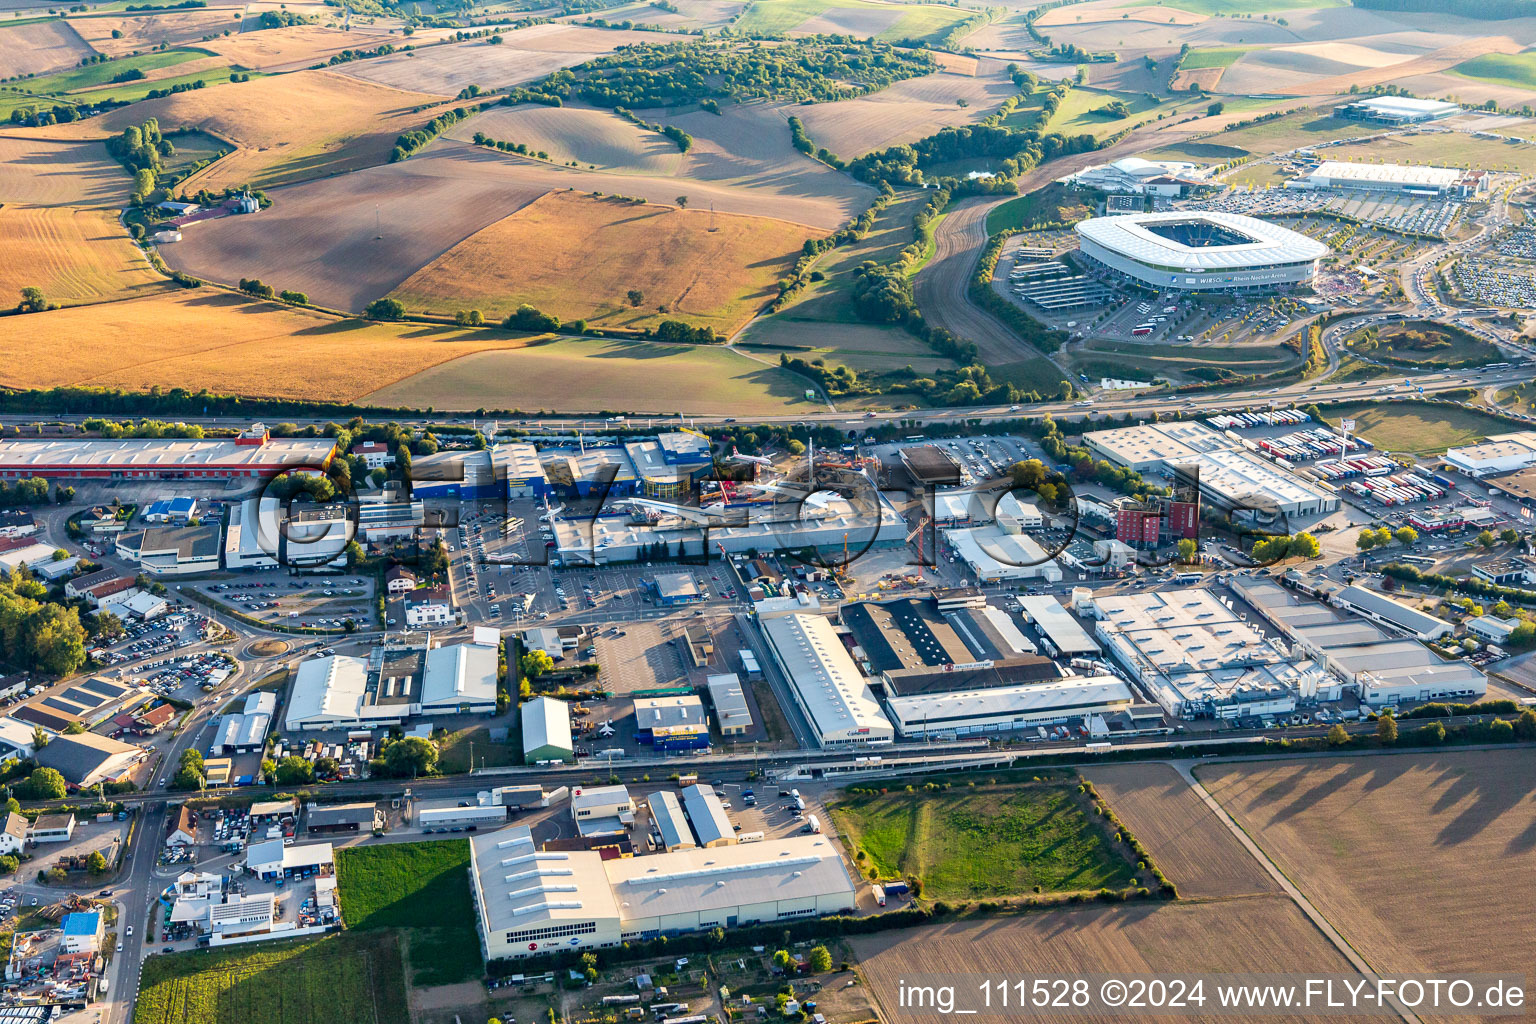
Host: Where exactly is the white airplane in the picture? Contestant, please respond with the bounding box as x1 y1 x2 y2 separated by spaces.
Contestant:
621 497 741 525
727 446 772 468
740 481 836 510
538 503 566 522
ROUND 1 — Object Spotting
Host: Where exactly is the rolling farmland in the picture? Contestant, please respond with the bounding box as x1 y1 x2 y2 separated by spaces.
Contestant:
790 63 1020 158
0 133 133 208
0 19 93 79
389 191 809 334
71 9 244 56
1200 750 1536 985
1082 764 1279 900
0 205 168 307
332 25 673 95
0 290 553 403
445 104 685 175
852 898 1363 1024
78 70 461 191
365 336 821 415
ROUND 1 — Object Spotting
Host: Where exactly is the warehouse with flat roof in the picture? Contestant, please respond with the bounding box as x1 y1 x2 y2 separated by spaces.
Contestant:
1181 449 1340 519
705 674 753 736
1301 160 1483 198
1444 432 1536 478
1334 96 1460 125
885 675 1134 739
646 791 695 852
0 425 335 480
1083 421 1233 473
758 613 894 747
470 828 856 959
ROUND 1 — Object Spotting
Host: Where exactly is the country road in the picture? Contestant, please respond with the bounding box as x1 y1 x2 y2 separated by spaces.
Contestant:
913 195 1052 366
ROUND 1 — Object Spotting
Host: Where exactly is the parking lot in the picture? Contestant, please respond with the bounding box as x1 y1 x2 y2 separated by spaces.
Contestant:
93 609 221 667
187 574 378 630
1452 255 1536 307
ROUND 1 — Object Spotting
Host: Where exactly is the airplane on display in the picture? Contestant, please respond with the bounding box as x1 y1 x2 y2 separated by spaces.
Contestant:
728 447 773 467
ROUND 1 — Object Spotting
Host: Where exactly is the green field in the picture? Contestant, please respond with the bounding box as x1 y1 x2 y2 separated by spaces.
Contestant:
1069 339 1295 383
1344 320 1505 368
986 182 1094 234
1042 87 1197 142
1180 46 1254 70
732 0 970 44
1324 132 1536 174
436 725 520 773
1321 401 1514 455
1151 110 1372 162
335 840 479 986
10 47 214 93
829 782 1136 901
134 932 409 1024
0 48 247 118
1120 0 1341 13
775 192 930 324
1453 52 1536 91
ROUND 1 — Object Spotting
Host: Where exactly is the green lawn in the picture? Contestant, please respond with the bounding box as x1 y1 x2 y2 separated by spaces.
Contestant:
10 47 214 94
1180 46 1254 70
829 782 1136 900
732 0 969 44
1320 401 1514 456
133 931 409 1024
1151 110 1373 162
1120 0 1341 13
335 840 480 986
1452 52 1536 91
436 725 520 773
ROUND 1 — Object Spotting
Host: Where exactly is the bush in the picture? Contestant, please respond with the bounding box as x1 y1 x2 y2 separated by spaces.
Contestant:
364 298 405 321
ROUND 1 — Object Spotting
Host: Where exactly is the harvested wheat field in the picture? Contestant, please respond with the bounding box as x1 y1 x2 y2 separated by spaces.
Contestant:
390 190 810 333
1201 750 1536 985
1170 66 1224 91
77 70 457 190
162 157 550 312
852 899 1360 1024
444 104 685 175
593 0 746 30
364 337 819 415
0 290 542 402
204 25 409 71
0 133 130 208
70 10 240 56
1082 764 1278 900
658 102 874 203
792 63 1019 157
0 206 168 307
0 20 93 79
333 25 672 95
1224 34 1523 96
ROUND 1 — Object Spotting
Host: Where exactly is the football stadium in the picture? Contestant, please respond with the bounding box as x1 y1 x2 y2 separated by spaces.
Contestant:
1074 211 1330 292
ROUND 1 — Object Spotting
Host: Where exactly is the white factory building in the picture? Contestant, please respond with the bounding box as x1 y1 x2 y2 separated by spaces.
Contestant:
1181 449 1340 519
1444 432 1536 478
944 525 1064 583
758 613 894 747
1333 95 1461 125
1086 589 1335 720
1083 421 1232 474
1332 585 1452 641
1017 595 1101 657
284 639 498 731
224 497 350 570
469 826 856 960
1233 578 1485 705
552 491 906 566
885 675 1134 739
1298 161 1484 198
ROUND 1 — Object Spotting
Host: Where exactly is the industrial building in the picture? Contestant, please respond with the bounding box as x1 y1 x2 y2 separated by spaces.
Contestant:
897 445 962 487
469 826 856 960
493 443 551 499
572 785 635 837
842 593 1051 683
1180 449 1340 519
284 638 498 731
540 444 639 499
647 791 695 852
246 840 334 880
944 524 1063 583
225 497 350 570
1332 585 1452 641
115 523 222 576
142 497 198 524
552 490 905 567
885 674 1135 739
1083 421 1232 473
306 803 383 834
1333 96 1460 125
679 784 734 847
521 696 574 763
1086 589 1333 720
648 573 703 606
34 731 147 787
632 695 710 751
758 612 894 747
705 674 753 736
1443 432 1536 478
0 424 335 481
210 691 275 755
1234 578 1485 704
1075 212 1329 292
1016 595 1101 657
1065 156 1207 196
410 450 499 500
1300 161 1486 198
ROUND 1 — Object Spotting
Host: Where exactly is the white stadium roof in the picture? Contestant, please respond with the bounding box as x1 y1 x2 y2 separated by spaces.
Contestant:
1074 211 1329 271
